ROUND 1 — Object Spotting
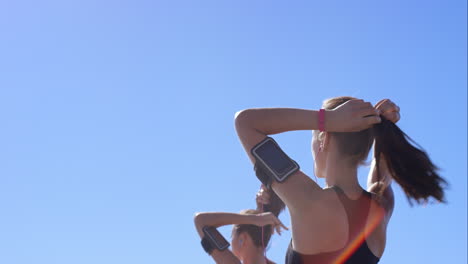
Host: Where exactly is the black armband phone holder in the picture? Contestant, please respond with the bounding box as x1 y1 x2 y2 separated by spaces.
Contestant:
254 161 274 190
201 226 230 255
251 137 300 189
201 236 214 255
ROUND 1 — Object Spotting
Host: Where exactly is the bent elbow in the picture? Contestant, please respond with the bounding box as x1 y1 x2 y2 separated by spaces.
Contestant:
234 109 252 128
193 212 206 227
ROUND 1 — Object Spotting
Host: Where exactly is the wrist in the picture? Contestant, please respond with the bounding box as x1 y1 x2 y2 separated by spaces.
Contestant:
318 109 334 132
246 214 259 225
318 109 326 132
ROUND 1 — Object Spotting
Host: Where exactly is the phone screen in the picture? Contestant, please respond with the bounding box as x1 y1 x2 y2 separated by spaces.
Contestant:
255 139 295 175
204 227 229 250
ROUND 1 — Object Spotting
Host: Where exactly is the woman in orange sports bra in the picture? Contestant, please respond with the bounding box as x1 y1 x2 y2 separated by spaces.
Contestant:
235 97 447 264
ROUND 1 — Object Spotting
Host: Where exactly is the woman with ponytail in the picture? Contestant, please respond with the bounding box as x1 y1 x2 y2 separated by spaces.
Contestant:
193 186 288 264
234 97 447 264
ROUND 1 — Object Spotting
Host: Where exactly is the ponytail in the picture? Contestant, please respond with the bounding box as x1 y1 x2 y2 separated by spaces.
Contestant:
373 117 448 205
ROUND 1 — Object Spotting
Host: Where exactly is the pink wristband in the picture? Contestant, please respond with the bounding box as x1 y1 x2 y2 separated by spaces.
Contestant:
318 109 325 132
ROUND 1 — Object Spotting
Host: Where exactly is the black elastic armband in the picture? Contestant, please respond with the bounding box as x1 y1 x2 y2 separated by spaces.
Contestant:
251 137 300 189
254 161 274 190
201 226 230 253
201 237 214 255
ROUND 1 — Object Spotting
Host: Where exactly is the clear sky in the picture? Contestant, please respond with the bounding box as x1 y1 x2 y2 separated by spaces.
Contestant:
0 0 466 263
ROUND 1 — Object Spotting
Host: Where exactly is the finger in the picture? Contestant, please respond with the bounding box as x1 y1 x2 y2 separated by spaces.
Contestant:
278 220 289 230
382 111 398 118
365 115 381 126
380 101 400 112
378 101 392 112
359 106 380 117
276 225 282 235
359 102 374 110
374 99 389 109
385 105 399 114
272 217 288 230
381 101 400 116
382 110 400 123
388 104 400 113
346 99 364 109
388 112 400 123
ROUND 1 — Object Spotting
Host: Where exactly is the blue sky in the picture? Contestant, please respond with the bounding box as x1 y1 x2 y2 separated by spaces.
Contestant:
0 1 466 263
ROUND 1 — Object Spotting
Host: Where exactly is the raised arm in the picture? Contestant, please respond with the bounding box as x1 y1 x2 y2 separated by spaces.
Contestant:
234 103 380 163
234 100 381 211
193 212 287 264
194 212 287 237
367 153 395 220
367 99 400 221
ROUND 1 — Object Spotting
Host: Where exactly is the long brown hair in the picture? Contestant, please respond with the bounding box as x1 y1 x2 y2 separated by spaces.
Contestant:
323 96 447 205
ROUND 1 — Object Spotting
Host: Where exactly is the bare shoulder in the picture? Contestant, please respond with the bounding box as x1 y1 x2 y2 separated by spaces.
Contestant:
271 170 329 213
293 187 344 219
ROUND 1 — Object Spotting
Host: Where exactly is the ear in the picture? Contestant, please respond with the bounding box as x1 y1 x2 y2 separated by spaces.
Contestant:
319 132 330 152
238 233 244 247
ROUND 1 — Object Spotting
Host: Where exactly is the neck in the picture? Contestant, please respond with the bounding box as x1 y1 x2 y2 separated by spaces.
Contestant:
242 247 267 264
324 154 361 193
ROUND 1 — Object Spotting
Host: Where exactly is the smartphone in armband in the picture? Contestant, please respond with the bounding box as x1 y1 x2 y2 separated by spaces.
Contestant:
251 137 300 183
202 226 230 252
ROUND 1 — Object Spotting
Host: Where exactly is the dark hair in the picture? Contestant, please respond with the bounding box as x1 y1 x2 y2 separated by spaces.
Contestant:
263 189 285 217
234 209 273 248
323 96 447 205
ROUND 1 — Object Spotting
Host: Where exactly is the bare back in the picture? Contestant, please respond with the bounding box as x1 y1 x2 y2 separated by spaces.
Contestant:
274 179 389 258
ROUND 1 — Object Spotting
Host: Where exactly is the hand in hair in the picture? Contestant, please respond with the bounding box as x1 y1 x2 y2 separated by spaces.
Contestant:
252 212 289 235
327 99 381 132
255 185 285 217
371 98 447 204
375 99 400 124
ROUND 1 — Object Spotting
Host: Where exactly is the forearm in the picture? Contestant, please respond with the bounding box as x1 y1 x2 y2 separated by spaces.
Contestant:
367 151 395 216
367 152 393 188
235 108 321 135
194 212 255 237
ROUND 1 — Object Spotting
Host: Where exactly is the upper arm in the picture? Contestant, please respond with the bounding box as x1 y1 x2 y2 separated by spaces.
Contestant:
234 110 324 212
193 214 241 264
367 156 395 222
368 182 395 222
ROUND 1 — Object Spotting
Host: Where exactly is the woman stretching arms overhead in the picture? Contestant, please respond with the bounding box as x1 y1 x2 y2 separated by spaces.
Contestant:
235 97 447 264
194 186 287 264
